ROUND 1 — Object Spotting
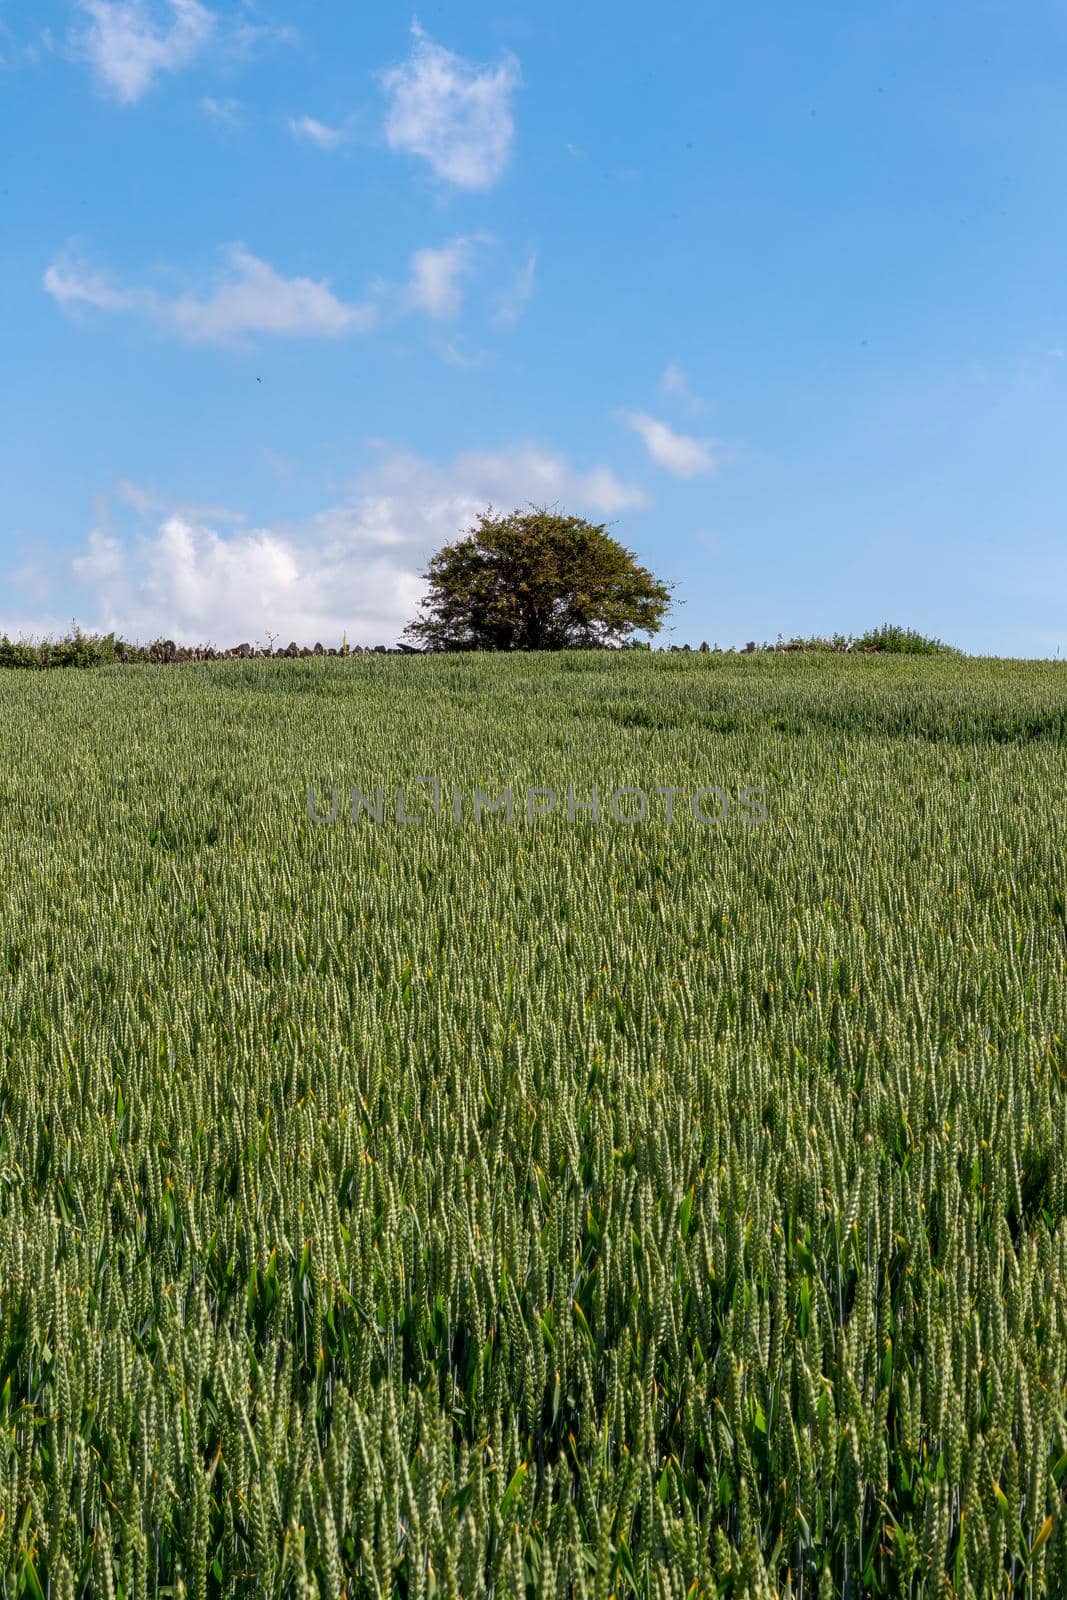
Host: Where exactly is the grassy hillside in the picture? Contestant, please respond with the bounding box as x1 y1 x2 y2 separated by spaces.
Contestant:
0 653 1065 1596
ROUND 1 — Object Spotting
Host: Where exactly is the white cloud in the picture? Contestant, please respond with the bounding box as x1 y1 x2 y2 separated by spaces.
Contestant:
0 15 17 69
572 465 647 514
287 113 343 149
44 244 377 344
166 247 374 341
72 528 125 582
53 445 648 645
622 411 718 478
43 255 135 313
405 236 486 319
3 555 53 607
437 334 490 368
660 361 704 411
111 478 246 523
72 0 216 104
115 480 157 516
228 17 297 57
379 22 520 190
45 235 536 348
0 16 59 68
368 235 492 326
362 444 647 521
491 252 536 327
201 93 242 127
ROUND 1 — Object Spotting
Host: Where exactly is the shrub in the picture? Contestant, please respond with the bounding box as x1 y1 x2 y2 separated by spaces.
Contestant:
776 631 852 652
0 635 42 669
852 622 961 655
1 627 124 669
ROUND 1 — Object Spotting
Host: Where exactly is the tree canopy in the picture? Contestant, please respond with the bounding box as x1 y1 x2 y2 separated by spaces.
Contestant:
403 506 673 651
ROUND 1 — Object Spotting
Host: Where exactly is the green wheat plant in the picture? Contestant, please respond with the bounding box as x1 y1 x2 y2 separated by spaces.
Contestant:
0 649 1064 1596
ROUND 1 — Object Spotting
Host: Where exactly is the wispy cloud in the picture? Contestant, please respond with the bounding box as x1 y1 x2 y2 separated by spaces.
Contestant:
622 411 718 477
438 335 491 368
71 0 216 104
110 477 247 524
46 232 541 350
228 15 296 57
50 445 647 645
44 244 377 344
69 0 293 104
660 360 705 412
379 22 520 190
287 113 344 149
4 553 54 607
405 236 488 319
43 254 134 313
491 252 536 327
367 235 494 326
0 13 53 69
200 93 241 127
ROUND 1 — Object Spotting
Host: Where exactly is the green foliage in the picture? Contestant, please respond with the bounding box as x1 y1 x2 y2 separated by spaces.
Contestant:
1 632 235 669
773 631 853 652
751 628 961 655
0 626 122 669
404 505 674 650
0 635 40 669
851 622 962 655
0 620 971 669
0 651 1065 1595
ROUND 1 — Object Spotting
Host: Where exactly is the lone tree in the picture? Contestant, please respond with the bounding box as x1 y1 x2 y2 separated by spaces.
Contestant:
404 506 673 651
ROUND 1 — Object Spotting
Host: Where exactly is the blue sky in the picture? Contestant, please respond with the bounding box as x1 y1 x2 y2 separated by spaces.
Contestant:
1 0 1065 654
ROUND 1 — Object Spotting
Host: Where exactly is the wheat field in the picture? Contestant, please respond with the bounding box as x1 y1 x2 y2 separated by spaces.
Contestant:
0 651 1064 1597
